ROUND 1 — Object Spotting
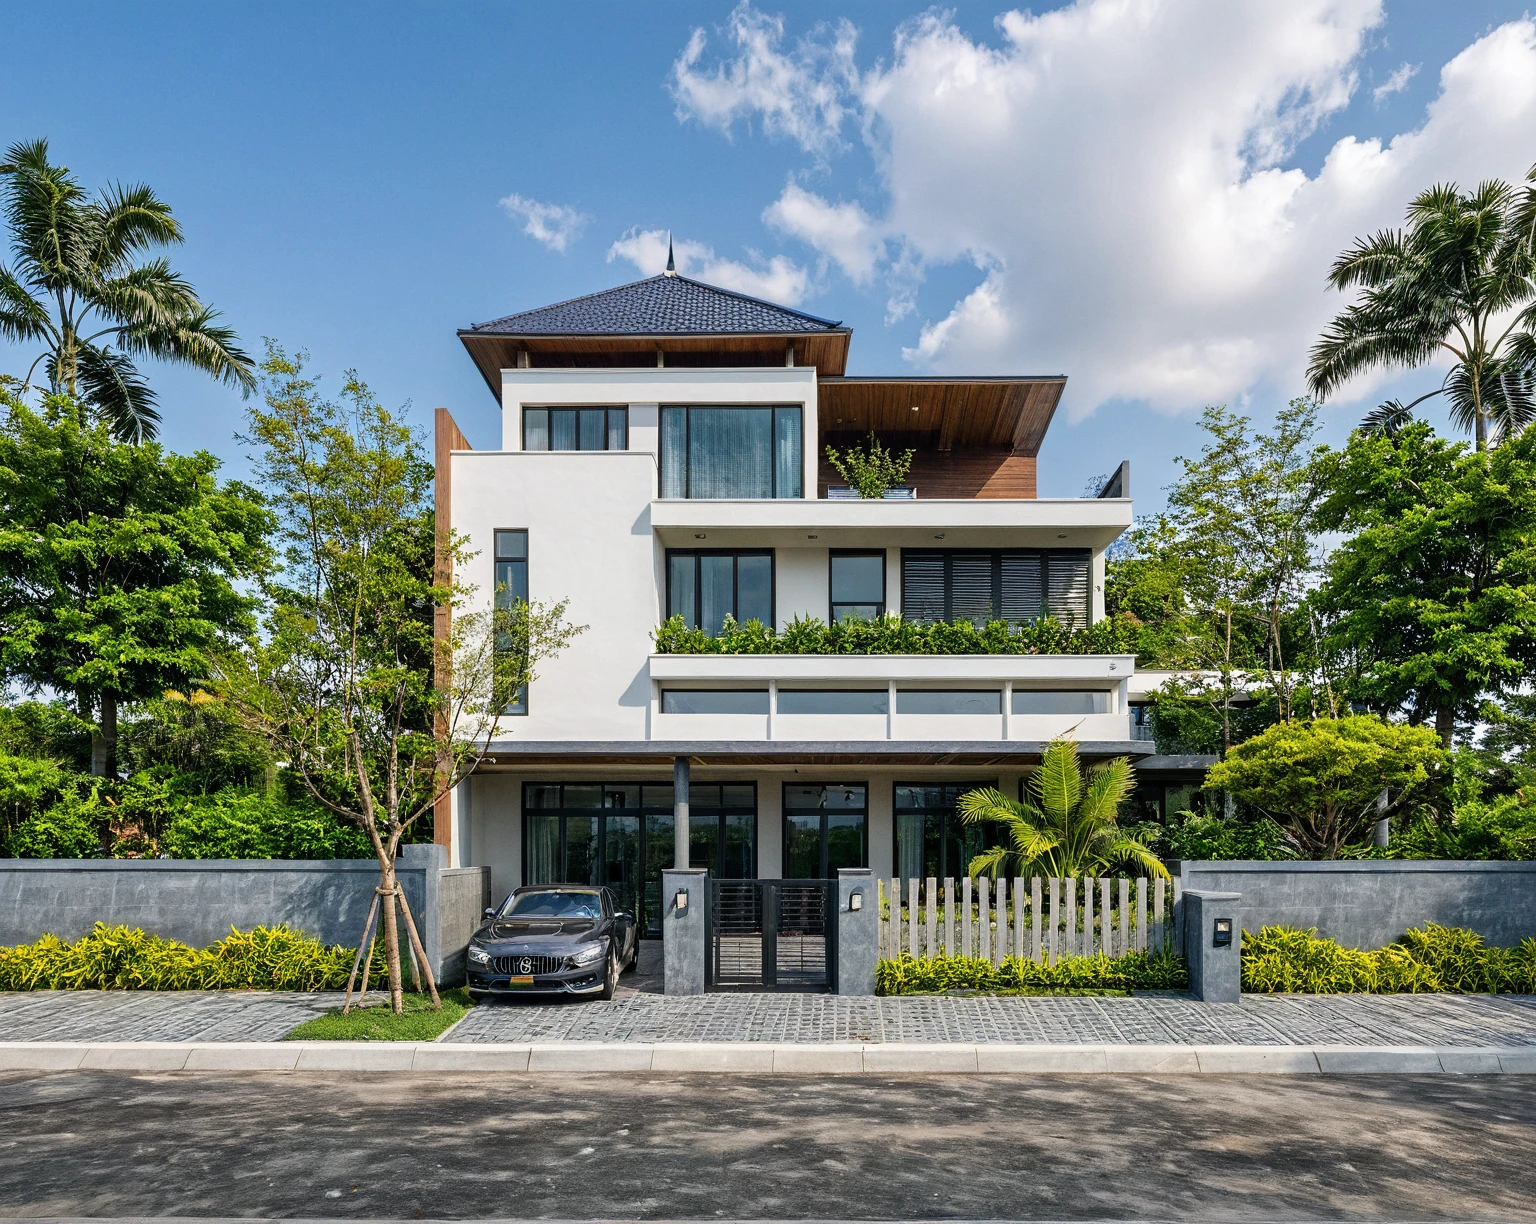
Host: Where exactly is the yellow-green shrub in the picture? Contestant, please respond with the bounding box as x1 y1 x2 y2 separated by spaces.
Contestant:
1241 923 1536 994
0 922 384 991
877 948 1188 995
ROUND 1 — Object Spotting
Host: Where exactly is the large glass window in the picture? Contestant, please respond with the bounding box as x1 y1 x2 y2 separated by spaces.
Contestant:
523 407 627 451
661 690 769 715
901 549 1091 629
658 406 802 499
494 529 528 715
830 551 885 622
783 784 867 879
1011 690 1112 715
523 782 756 937
896 690 1002 715
777 690 888 715
667 550 773 633
894 783 997 880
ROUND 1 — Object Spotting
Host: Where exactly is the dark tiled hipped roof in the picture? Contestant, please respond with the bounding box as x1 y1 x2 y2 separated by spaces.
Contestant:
467 274 843 336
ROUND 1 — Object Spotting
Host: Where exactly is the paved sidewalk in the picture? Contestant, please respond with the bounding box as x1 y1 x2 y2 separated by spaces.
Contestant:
2 985 1535 1048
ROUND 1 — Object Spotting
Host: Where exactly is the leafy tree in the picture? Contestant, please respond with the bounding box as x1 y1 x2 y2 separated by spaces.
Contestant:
219 347 583 1013
0 138 254 442
1306 170 1536 450
824 431 914 498
957 738 1167 879
1312 422 1536 746
0 394 271 775
119 690 275 794
1205 715 1444 859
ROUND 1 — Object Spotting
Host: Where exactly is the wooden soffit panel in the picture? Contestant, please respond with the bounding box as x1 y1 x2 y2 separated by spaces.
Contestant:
818 377 1065 456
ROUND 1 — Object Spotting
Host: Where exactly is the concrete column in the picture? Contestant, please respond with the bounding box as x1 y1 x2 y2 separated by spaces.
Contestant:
1183 888 1242 1003
662 868 708 996
673 755 690 869
837 867 877 995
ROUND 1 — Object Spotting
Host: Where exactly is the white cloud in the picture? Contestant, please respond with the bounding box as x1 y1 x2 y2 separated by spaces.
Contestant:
671 2 858 156
499 193 589 253
607 227 810 305
1373 60 1419 103
762 182 884 283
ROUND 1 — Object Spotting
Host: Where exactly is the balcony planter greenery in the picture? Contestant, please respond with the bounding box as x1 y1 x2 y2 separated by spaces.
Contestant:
652 612 1140 655
825 432 915 499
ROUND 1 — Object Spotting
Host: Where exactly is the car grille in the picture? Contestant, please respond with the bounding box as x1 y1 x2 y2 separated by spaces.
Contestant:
491 954 566 976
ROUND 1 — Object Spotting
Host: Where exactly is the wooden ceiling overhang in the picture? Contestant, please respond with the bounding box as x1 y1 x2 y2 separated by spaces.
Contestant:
458 330 852 396
817 376 1067 457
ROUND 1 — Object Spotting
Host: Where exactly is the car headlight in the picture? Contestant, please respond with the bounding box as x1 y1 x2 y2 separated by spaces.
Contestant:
467 945 491 965
568 941 608 967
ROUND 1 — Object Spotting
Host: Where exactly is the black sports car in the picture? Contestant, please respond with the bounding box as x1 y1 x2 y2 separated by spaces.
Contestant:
465 885 638 1000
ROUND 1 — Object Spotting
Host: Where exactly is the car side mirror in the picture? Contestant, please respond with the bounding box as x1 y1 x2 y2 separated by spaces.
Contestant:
482 907 497 920
618 911 634 923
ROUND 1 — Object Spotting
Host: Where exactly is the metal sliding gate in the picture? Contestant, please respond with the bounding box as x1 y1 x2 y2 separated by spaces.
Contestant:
709 878 835 991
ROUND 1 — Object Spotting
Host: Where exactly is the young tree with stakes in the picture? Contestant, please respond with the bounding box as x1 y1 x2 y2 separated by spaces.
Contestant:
221 347 583 1013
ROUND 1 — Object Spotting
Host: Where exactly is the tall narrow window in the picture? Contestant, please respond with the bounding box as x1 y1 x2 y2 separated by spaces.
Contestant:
494 529 528 714
667 550 773 634
523 408 627 451
783 783 868 879
900 549 1091 628
658 406 801 498
830 551 885 622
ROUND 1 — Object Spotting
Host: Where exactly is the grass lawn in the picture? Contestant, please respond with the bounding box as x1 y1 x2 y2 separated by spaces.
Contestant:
284 987 473 1041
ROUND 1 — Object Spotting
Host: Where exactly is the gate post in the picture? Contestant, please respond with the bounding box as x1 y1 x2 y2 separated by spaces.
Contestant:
1183 888 1242 1003
836 867 877 996
662 868 708 996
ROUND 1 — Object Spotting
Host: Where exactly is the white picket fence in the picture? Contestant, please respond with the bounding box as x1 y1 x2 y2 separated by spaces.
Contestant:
878 875 1181 965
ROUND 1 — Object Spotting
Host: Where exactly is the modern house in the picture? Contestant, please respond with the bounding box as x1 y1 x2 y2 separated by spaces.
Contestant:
432 264 1201 963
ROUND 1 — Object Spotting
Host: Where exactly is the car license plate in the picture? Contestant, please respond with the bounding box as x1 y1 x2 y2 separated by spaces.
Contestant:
508 975 535 987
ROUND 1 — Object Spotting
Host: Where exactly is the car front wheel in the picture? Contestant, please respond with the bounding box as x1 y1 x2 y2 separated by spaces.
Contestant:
597 947 619 1000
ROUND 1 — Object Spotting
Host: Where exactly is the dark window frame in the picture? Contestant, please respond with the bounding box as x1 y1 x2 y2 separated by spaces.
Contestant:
899 547 1092 627
494 528 529 715
665 548 776 633
658 404 803 499
829 549 887 623
892 781 999 879
522 407 628 452
781 782 870 879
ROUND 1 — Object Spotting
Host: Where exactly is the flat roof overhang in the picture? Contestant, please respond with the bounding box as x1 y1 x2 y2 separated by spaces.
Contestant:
477 740 1154 767
818 376 1066 455
649 495 1133 550
459 330 853 396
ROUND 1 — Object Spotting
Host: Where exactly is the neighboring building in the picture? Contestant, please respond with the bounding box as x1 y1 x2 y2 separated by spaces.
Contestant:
434 266 1151 937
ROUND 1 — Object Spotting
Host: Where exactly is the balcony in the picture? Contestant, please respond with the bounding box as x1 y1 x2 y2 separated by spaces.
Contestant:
648 653 1135 744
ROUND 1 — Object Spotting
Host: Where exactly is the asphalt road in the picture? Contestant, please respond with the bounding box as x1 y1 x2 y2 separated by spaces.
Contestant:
0 1071 1532 1221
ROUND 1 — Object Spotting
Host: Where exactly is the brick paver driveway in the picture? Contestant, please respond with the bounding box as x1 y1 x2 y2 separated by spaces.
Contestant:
0 990 335 1041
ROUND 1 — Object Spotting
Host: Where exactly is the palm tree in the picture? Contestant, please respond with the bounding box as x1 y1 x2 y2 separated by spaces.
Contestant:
957 738 1167 880
0 139 254 442
1306 170 1536 451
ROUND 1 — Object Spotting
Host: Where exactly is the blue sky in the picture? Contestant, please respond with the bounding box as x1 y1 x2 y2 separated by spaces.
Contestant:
3 1 1534 511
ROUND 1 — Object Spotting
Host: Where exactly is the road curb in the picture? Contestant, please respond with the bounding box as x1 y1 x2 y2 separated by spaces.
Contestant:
1 1040 1533 1074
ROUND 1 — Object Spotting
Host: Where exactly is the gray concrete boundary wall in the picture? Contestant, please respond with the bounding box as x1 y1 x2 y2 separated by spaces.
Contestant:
0 844 491 985
1176 860 1536 950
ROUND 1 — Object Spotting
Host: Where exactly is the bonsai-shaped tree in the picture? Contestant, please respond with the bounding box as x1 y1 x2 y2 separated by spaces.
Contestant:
825 431 915 498
1205 714 1443 858
957 738 1167 879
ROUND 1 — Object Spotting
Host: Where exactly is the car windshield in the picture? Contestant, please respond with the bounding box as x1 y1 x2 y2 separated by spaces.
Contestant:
504 891 602 919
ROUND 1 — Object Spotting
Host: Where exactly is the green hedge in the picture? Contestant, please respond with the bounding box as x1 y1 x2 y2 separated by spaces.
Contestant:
877 949 1188 995
0 922 383 991
653 612 1140 656
1241 924 1536 994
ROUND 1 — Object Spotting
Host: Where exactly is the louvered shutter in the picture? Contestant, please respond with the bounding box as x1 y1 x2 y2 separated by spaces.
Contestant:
1045 551 1091 628
1000 551 1046 623
950 554 995 623
901 553 947 623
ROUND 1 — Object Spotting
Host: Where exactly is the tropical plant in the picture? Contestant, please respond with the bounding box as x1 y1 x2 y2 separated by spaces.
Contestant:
217 346 583 1014
1205 715 1444 858
0 138 255 442
1241 923 1536 995
956 738 1167 880
824 431 914 498
0 393 271 775
1311 422 1536 745
651 611 1140 656
1305 170 1536 450
876 948 1188 996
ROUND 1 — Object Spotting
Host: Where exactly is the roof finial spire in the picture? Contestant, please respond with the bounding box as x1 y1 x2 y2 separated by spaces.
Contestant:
664 233 676 277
